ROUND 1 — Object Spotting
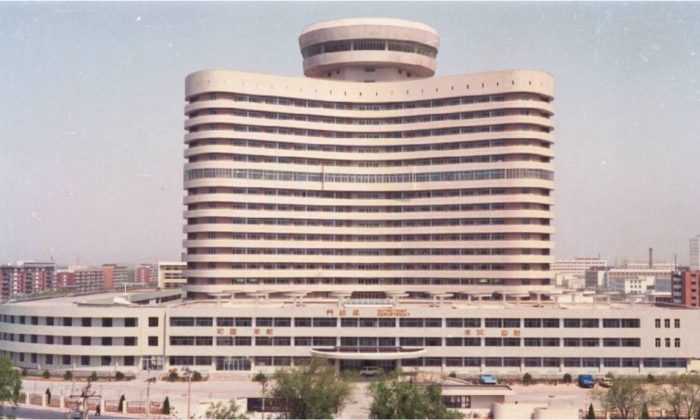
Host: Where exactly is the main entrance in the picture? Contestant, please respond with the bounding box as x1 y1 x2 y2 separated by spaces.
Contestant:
339 359 397 372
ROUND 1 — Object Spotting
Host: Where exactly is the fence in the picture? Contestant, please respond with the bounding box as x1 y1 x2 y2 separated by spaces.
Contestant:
104 400 120 412
126 401 145 414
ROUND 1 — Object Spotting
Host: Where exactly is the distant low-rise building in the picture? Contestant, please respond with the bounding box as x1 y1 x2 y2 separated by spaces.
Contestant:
553 258 606 279
690 235 700 271
156 262 186 289
672 270 700 307
135 264 154 284
73 267 106 293
102 264 128 289
0 262 55 299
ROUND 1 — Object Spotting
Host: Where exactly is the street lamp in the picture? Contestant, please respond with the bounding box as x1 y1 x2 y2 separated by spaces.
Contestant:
145 377 156 416
180 367 192 419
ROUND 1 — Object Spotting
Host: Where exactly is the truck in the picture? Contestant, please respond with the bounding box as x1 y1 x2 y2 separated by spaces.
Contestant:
578 374 596 388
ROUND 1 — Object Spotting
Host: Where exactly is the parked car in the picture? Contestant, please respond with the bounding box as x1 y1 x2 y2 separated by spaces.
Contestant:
479 374 498 385
360 367 379 377
599 377 613 388
578 374 596 388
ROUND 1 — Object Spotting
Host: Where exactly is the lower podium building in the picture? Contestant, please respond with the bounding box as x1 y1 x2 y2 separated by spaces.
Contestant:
0 290 698 375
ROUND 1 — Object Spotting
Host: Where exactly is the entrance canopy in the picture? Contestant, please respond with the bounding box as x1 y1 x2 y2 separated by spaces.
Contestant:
310 346 426 360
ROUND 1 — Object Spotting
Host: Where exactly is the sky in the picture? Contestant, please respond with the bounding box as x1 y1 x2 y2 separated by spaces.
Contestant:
1 2 699 267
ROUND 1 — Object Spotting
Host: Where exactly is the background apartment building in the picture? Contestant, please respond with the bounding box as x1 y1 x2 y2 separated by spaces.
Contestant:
690 235 700 271
0 262 55 299
183 18 555 299
156 262 186 289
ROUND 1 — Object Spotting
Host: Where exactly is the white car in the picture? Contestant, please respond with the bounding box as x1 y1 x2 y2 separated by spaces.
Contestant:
360 367 379 377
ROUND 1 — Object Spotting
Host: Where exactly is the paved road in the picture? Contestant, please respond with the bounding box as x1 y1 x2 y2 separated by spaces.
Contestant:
5 405 126 419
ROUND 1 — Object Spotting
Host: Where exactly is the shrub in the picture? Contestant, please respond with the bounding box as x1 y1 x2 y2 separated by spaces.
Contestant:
191 370 203 382
89 371 98 382
646 373 655 383
563 373 572 383
42 369 50 379
523 372 533 385
118 394 125 411
64 371 73 380
167 370 179 382
21 368 27 377
115 371 125 381
448 371 457 378
162 396 170 415
253 372 267 383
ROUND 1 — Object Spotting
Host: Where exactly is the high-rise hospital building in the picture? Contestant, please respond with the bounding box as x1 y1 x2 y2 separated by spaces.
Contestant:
1 19 697 376
183 18 555 299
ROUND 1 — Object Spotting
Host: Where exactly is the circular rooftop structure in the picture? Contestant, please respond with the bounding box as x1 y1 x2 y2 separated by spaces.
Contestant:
299 18 440 81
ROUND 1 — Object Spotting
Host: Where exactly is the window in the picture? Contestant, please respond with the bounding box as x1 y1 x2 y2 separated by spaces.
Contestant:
101 337 112 346
464 318 480 328
149 317 159 327
125 318 137 327
655 319 661 328
655 338 661 347
313 318 337 327
81 356 90 366
196 317 213 327
425 318 441 328
46 317 54 326
524 318 541 328
82 318 92 327
124 356 135 366
542 318 559 328
101 356 111 366
102 318 113 327
603 319 620 328
124 337 136 346
665 338 671 347
581 319 599 328
563 319 580 328
485 337 502 346
62 336 71 345
148 336 159 346
620 319 640 328
295 318 312 327
485 318 502 328
46 335 54 345
378 318 396 327
664 319 670 328
446 318 463 328
236 318 252 327
171 317 195 327
274 318 291 327
81 337 91 346
503 318 520 328
674 319 680 328
675 338 681 348
63 318 72 327
62 355 71 365
542 338 559 347
400 318 424 328
341 318 358 327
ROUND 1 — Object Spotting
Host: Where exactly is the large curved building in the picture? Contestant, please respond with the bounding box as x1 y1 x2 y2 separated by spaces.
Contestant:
183 18 555 300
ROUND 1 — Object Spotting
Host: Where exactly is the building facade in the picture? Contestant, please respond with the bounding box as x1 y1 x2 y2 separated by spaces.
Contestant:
690 235 700 271
136 264 154 284
183 18 555 299
552 258 606 279
0 262 55 299
0 290 697 375
102 264 129 290
156 262 186 289
672 270 700 307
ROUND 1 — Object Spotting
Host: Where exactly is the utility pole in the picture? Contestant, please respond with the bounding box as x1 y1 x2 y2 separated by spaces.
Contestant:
145 377 156 416
181 367 192 419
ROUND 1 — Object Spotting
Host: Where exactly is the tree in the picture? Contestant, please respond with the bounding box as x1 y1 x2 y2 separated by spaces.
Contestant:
205 399 248 419
368 370 462 419
0 356 22 417
118 394 125 411
64 371 73 381
586 403 595 419
89 371 98 382
115 371 125 381
42 369 50 379
269 358 354 419
162 396 171 415
662 374 700 418
562 373 572 384
640 402 649 419
191 370 203 382
596 376 656 419
523 372 533 385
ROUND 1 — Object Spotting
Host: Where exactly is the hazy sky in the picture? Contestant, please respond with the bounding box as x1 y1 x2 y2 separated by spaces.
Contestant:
1 2 699 266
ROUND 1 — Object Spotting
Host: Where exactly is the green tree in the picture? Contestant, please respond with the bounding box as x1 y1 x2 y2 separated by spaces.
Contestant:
562 373 572 384
118 394 125 411
114 371 125 381
523 372 533 385
205 399 248 419
0 356 22 417
162 396 170 415
662 374 700 418
368 370 462 419
269 358 354 419
586 403 595 419
595 376 656 419
191 370 203 382
42 369 50 379
63 371 73 381
89 371 98 382
640 402 649 419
